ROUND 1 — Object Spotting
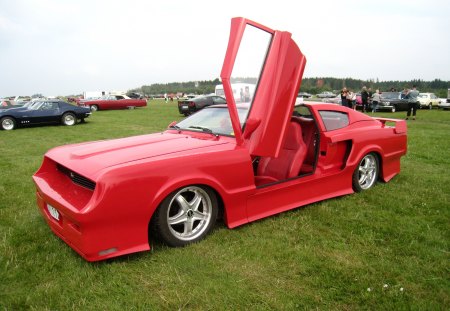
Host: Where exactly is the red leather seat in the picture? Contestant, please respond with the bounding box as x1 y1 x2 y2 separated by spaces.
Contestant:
256 121 306 185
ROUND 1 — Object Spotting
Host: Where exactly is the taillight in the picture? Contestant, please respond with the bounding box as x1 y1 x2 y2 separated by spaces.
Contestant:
188 101 195 107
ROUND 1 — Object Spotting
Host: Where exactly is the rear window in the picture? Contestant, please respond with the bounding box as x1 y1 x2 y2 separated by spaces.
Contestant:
319 111 349 131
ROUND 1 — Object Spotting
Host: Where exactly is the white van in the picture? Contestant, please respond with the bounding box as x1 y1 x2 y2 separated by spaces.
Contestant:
215 83 256 103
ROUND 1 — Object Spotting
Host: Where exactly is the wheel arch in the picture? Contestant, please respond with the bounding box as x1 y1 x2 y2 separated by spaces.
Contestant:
348 145 384 181
147 178 229 237
1 115 17 121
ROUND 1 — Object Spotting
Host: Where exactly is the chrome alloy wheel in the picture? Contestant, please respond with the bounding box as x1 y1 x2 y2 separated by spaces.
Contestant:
63 113 76 126
1 117 15 130
357 154 378 190
166 186 213 241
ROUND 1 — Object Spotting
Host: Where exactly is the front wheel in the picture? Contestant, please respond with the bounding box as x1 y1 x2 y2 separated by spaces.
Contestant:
391 105 396 113
90 105 98 112
1 117 16 130
152 185 218 247
352 153 379 192
428 103 432 110
62 113 76 126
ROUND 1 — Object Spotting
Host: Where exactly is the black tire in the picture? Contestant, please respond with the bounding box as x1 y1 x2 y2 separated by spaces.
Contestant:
428 103 432 110
90 105 99 112
1 117 16 130
152 185 218 247
391 105 396 113
62 112 76 126
352 153 379 192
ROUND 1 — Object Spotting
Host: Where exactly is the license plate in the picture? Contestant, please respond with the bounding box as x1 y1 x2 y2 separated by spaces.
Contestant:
47 204 60 221
181 106 188 110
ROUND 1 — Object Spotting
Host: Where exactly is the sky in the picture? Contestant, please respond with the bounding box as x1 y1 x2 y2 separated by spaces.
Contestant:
1 0 449 96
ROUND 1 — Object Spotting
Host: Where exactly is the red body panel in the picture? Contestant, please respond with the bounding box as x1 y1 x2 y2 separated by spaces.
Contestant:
32 18 408 261
221 18 307 157
81 98 146 110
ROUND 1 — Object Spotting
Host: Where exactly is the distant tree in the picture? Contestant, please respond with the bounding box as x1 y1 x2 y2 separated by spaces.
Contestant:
131 77 450 98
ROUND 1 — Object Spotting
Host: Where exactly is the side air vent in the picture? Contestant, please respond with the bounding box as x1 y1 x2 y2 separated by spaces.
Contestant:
57 164 96 191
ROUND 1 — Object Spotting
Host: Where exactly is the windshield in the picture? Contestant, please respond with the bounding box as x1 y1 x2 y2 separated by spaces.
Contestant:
28 101 45 110
175 106 249 136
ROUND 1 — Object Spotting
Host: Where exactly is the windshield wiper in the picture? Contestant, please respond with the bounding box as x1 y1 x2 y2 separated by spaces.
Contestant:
188 126 214 134
169 124 181 130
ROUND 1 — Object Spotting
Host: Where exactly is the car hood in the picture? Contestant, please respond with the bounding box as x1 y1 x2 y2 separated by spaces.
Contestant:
0 106 29 113
45 132 231 179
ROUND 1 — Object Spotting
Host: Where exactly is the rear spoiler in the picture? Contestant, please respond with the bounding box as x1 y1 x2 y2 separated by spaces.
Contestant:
373 117 407 134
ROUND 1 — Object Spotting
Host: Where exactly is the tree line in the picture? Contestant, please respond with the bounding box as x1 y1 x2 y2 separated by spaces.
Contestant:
130 78 449 98
300 78 449 97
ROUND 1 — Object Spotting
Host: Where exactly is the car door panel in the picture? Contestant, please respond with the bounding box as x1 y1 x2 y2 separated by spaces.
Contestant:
220 17 306 158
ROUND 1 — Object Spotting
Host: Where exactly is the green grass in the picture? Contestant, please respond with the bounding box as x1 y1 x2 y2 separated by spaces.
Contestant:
1 101 449 310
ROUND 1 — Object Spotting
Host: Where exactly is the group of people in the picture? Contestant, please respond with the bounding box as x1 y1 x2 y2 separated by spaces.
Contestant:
340 85 419 120
340 87 357 109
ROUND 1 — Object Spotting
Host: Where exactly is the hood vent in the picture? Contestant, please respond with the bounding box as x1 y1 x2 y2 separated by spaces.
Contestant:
57 164 96 191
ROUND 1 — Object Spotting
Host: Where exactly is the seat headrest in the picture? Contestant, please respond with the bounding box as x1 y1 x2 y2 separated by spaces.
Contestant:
284 121 302 150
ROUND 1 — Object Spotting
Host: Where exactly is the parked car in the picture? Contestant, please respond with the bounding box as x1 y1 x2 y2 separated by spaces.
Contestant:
322 95 341 105
377 92 410 112
32 17 407 262
417 93 440 109
0 100 91 130
126 92 145 99
1 99 15 109
177 95 226 116
78 95 147 111
297 92 312 98
438 99 450 110
316 91 336 98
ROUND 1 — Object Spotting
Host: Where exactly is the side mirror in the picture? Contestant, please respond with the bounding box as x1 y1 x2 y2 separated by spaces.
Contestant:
168 121 178 128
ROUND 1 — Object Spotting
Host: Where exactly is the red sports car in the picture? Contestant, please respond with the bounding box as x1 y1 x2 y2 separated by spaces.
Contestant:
33 17 407 261
78 94 147 111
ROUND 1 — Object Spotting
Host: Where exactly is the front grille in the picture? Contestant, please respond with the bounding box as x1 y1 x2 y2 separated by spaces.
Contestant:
57 164 96 191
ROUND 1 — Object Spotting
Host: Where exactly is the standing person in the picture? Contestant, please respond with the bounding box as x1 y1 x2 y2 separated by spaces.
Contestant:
164 93 168 103
341 87 349 107
405 85 419 120
401 88 408 99
371 89 381 113
361 86 369 112
350 89 357 110
244 86 250 102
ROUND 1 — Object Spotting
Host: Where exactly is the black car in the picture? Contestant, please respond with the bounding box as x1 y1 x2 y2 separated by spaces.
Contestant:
126 92 144 99
0 100 91 130
377 92 410 112
177 95 226 116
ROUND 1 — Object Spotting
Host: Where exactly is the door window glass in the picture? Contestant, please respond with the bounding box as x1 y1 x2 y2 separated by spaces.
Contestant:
230 25 272 129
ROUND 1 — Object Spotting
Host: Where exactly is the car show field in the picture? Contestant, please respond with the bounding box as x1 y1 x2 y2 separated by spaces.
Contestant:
0 100 449 309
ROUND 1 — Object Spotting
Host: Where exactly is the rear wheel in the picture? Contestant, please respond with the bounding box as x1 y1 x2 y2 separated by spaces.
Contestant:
352 153 379 192
1 117 16 130
62 113 76 126
152 185 218 247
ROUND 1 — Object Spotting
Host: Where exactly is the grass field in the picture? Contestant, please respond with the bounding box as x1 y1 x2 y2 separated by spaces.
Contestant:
1 100 449 310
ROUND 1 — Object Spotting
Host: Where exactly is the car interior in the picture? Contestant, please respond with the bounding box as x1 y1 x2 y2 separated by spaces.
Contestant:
254 107 319 187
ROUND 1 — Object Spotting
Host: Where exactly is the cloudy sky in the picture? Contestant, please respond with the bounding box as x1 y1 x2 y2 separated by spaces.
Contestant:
1 0 449 96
